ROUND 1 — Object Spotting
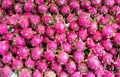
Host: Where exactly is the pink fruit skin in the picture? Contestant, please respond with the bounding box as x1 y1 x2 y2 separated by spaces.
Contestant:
30 15 40 26
31 46 43 60
73 51 84 63
25 58 35 69
12 59 23 71
113 33 120 45
55 21 66 34
13 36 25 47
61 5 70 15
36 24 46 34
67 31 77 43
74 40 86 51
19 15 29 28
21 28 34 39
84 72 96 77
70 21 79 31
30 34 43 46
2 52 13 64
38 4 48 14
49 2 59 14
0 23 8 35
78 29 88 40
37 60 48 72
87 54 101 70
71 71 82 77
24 1 34 12
20 68 32 77
70 0 80 10
78 63 88 74
1 66 12 77
78 13 91 28
44 50 55 62
0 41 9 55
57 51 69 65
51 61 62 73
61 42 72 54
65 60 76 74
2 0 13 9
56 0 67 6
47 41 57 51
58 71 69 77
33 69 43 77
17 47 30 59
14 3 22 13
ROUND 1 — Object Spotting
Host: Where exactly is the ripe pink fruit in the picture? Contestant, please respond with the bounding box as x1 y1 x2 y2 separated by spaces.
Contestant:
91 44 105 56
69 21 79 31
56 0 67 6
104 0 115 7
101 39 113 51
78 63 88 74
38 4 48 14
2 52 13 64
44 69 56 77
87 54 101 70
2 0 13 9
55 21 66 34
4 32 14 41
70 0 80 10
33 69 43 77
61 42 72 54
57 51 69 65
17 47 30 59
78 13 91 28
12 59 23 71
13 36 25 47
36 24 46 34
55 33 66 44
51 61 62 73
47 41 57 51
42 13 53 25
0 41 9 55
74 40 86 51
67 31 77 43
14 3 22 13
65 59 76 74
19 68 32 77
93 31 102 41
44 50 55 62
21 28 35 39
113 33 120 45
24 1 34 12
29 15 40 26
102 25 114 38
19 15 29 28
66 14 77 23
49 2 58 14
37 60 48 72
61 5 70 16
73 51 84 63
78 29 88 40
0 23 8 34
31 46 43 60
1 66 13 77
101 52 113 65
25 58 35 69
71 71 82 77
58 71 69 77
84 72 95 77
30 34 43 46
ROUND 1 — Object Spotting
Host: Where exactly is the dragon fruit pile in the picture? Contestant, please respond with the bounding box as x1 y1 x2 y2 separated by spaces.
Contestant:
0 0 120 77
